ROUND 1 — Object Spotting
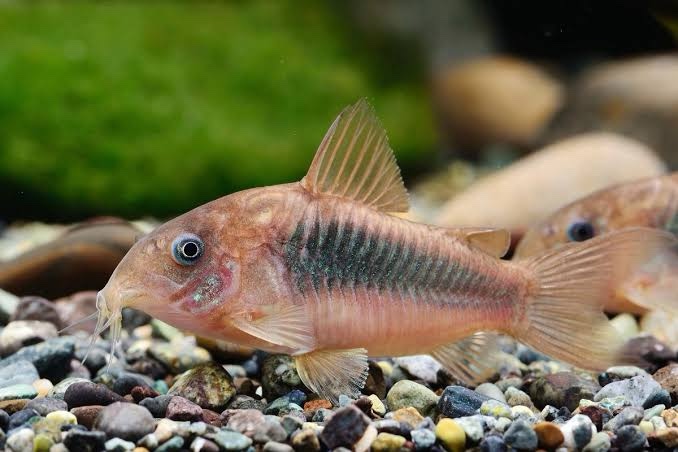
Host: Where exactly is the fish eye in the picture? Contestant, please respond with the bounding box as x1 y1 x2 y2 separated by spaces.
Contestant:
567 221 595 242
171 233 204 266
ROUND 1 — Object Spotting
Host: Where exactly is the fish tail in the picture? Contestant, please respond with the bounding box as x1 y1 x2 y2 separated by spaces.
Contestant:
512 227 676 370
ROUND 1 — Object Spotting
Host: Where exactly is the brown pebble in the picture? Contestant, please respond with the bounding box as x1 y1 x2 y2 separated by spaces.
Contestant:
71 405 104 429
656 427 678 447
0 399 28 414
534 422 564 450
123 394 135 403
304 399 332 412
201 409 223 427
131 386 159 403
391 407 424 428
166 396 203 422
579 405 610 431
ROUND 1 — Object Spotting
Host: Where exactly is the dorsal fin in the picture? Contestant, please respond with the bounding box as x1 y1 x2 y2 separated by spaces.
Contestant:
301 99 409 213
446 227 511 258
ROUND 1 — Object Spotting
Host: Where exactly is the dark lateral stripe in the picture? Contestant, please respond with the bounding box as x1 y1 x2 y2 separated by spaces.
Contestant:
284 216 479 301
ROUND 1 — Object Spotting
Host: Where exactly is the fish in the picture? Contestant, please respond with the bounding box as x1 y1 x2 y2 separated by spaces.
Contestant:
515 173 678 314
432 133 666 242
94 99 674 402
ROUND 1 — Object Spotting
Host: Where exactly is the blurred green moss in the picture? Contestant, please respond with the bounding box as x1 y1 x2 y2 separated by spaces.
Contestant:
0 1 435 220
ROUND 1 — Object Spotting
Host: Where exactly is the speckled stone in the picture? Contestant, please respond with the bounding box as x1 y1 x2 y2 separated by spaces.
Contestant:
438 385 490 418
386 380 438 417
168 362 235 412
319 405 371 449
530 372 600 411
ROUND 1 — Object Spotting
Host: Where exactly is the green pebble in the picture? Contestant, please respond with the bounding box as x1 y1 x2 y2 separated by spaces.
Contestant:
154 380 169 394
33 433 54 452
0 383 37 401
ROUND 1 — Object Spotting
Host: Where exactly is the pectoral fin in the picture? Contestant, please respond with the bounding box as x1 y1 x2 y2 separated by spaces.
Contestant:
231 304 316 352
445 228 511 258
430 332 500 385
294 348 369 404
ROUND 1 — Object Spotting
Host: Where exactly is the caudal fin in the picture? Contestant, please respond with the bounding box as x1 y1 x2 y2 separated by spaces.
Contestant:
513 227 676 370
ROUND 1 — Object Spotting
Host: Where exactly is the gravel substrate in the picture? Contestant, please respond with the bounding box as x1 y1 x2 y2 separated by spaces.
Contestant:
0 291 677 452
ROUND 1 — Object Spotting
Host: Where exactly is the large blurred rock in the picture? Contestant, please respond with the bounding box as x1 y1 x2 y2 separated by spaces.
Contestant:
433 56 564 153
544 55 678 168
434 133 666 236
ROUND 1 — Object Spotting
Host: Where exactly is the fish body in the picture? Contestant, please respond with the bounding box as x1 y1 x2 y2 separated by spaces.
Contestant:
516 173 678 314
97 100 674 401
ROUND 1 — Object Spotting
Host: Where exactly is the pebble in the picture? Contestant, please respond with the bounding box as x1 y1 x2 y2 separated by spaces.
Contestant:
228 394 266 411
291 428 321 452
371 432 406 452
612 425 645 451
155 436 184 452
0 288 20 324
390 406 424 428
252 415 287 443
510 405 534 420
167 362 236 411
504 387 535 410
438 385 490 418
479 400 512 419
166 396 203 421
213 430 253 451
386 380 438 417
582 431 611 452
191 437 221 452
609 313 640 340
139 394 173 417
6 428 35 452
70 405 104 429
105 437 136 452
0 321 57 357
475 383 507 403
111 372 155 396
0 383 37 401
148 340 211 374
45 410 76 425
603 406 643 431
63 429 107 452
642 388 671 409
48 377 89 400
32 378 52 397
368 394 386 416
319 405 371 449
652 363 678 405
411 428 436 450
263 440 294 452
594 374 660 407
655 426 678 447
561 414 595 450
479 434 506 452
94 402 155 442
364 361 386 399
454 416 484 444
533 422 563 449
394 355 441 384
436 418 466 452
530 372 600 411
503 419 537 450
8 408 40 430
225 408 266 436
64 381 124 407
0 337 75 382
0 398 28 413
0 360 40 388
10 296 62 328
261 355 303 400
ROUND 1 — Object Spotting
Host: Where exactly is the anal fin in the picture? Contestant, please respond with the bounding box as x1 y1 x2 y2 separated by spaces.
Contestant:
430 332 500 385
294 348 369 404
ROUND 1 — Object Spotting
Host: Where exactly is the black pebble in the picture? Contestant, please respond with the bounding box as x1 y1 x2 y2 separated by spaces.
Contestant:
63 429 107 452
613 425 646 452
642 388 672 409
112 372 154 396
139 394 174 418
64 381 124 408
437 385 490 418
8 408 40 430
0 409 9 431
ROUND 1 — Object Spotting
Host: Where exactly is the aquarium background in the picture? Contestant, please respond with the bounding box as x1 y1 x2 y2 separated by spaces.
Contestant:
0 0 675 222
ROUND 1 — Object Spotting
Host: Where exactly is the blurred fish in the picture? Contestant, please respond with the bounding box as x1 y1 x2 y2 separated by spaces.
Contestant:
0 218 142 299
433 133 667 244
94 100 673 402
515 173 678 314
